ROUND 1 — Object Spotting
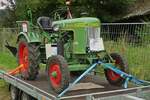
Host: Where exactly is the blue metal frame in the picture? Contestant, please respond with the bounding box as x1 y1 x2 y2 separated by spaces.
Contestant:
58 60 150 97
58 63 98 97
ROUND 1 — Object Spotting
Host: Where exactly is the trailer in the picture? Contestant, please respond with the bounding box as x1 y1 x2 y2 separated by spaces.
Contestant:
0 69 150 100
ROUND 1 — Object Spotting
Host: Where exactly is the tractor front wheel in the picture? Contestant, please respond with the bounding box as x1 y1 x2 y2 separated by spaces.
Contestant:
17 37 40 80
47 55 70 93
104 53 128 86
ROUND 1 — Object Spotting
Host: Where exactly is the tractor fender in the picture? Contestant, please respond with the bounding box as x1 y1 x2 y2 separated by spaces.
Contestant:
17 32 41 43
17 32 30 43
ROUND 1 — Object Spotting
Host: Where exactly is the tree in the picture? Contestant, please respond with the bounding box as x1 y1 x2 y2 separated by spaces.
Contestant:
0 0 16 27
71 0 136 22
15 0 64 23
0 0 136 27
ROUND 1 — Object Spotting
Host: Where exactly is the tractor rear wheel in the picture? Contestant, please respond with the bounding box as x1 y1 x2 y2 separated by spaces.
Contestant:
47 55 70 93
104 53 128 86
17 37 40 80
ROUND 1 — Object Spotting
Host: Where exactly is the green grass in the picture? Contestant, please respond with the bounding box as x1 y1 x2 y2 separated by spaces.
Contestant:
0 52 17 71
0 52 17 100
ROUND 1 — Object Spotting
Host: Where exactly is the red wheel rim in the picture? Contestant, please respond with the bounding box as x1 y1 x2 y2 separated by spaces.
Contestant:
19 42 29 74
49 64 62 88
108 58 121 81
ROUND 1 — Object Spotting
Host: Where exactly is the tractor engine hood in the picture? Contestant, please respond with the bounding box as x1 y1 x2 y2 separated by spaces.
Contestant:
52 17 101 29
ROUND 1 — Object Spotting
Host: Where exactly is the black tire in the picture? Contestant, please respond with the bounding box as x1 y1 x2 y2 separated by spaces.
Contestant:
20 92 33 100
104 53 128 86
46 55 70 93
17 37 40 80
10 85 19 100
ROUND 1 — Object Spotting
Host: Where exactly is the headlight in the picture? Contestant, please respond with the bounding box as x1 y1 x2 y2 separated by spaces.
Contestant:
53 24 60 31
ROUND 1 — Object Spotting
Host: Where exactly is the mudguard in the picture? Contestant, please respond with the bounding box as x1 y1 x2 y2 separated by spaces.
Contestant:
17 32 41 43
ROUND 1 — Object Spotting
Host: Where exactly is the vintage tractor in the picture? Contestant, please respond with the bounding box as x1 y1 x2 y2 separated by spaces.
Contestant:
8 0 128 94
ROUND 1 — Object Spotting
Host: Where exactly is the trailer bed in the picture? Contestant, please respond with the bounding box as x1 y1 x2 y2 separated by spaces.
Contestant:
0 70 150 100
26 71 124 95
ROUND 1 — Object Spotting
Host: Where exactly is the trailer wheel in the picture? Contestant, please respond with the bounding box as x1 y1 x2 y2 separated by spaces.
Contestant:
10 85 19 100
20 92 32 100
17 37 40 80
47 55 70 93
104 53 128 86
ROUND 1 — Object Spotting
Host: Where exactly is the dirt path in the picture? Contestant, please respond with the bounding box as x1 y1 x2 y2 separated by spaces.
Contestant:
0 66 10 100
0 81 10 100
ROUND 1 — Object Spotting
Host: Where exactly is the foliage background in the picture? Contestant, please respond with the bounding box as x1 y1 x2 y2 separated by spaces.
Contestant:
0 0 136 27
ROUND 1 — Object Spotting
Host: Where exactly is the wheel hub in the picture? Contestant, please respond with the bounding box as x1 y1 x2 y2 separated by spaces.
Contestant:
22 47 29 69
51 71 57 78
19 42 29 78
49 64 62 87
108 58 121 81
108 70 120 81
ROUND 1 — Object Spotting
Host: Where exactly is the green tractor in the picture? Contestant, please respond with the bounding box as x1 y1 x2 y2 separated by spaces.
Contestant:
14 0 128 94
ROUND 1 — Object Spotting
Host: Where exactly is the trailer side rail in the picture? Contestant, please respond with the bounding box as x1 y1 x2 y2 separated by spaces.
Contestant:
0 71 57 100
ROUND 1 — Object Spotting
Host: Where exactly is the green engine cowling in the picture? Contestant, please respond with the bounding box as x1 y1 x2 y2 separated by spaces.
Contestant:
53 17 104 55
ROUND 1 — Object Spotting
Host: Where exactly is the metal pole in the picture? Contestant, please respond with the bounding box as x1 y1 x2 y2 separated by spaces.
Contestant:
58 63 98 97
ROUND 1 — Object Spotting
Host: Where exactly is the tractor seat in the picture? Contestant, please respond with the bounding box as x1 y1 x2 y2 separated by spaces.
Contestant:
37 16 53 32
